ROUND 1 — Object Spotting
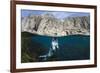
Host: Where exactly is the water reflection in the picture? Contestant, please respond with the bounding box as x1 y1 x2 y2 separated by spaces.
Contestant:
39 37 59 61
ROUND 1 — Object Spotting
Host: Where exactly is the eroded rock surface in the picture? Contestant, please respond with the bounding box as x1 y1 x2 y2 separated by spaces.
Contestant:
21 13 90 36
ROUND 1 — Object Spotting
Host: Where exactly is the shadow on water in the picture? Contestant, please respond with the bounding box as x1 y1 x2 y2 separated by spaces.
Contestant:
21 32 90 63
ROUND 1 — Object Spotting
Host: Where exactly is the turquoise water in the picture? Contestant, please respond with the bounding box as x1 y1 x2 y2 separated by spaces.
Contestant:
31 35 90 61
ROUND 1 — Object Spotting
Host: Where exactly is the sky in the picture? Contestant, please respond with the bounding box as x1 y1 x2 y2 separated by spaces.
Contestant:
21 9 90 19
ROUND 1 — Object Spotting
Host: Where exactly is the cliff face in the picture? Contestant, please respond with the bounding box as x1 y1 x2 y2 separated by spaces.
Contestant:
21 13 90 36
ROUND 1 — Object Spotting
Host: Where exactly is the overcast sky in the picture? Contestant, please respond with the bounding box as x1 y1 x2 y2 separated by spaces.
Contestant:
21 9 90 19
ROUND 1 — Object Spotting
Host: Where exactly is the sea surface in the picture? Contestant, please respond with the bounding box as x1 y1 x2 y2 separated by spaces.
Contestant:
31 34 90 61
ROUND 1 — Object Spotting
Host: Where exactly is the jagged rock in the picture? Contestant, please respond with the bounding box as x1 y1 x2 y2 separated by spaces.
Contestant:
21 13 90 36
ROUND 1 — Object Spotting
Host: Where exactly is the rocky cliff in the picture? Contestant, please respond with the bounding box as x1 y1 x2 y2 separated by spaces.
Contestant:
21 13 90 36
